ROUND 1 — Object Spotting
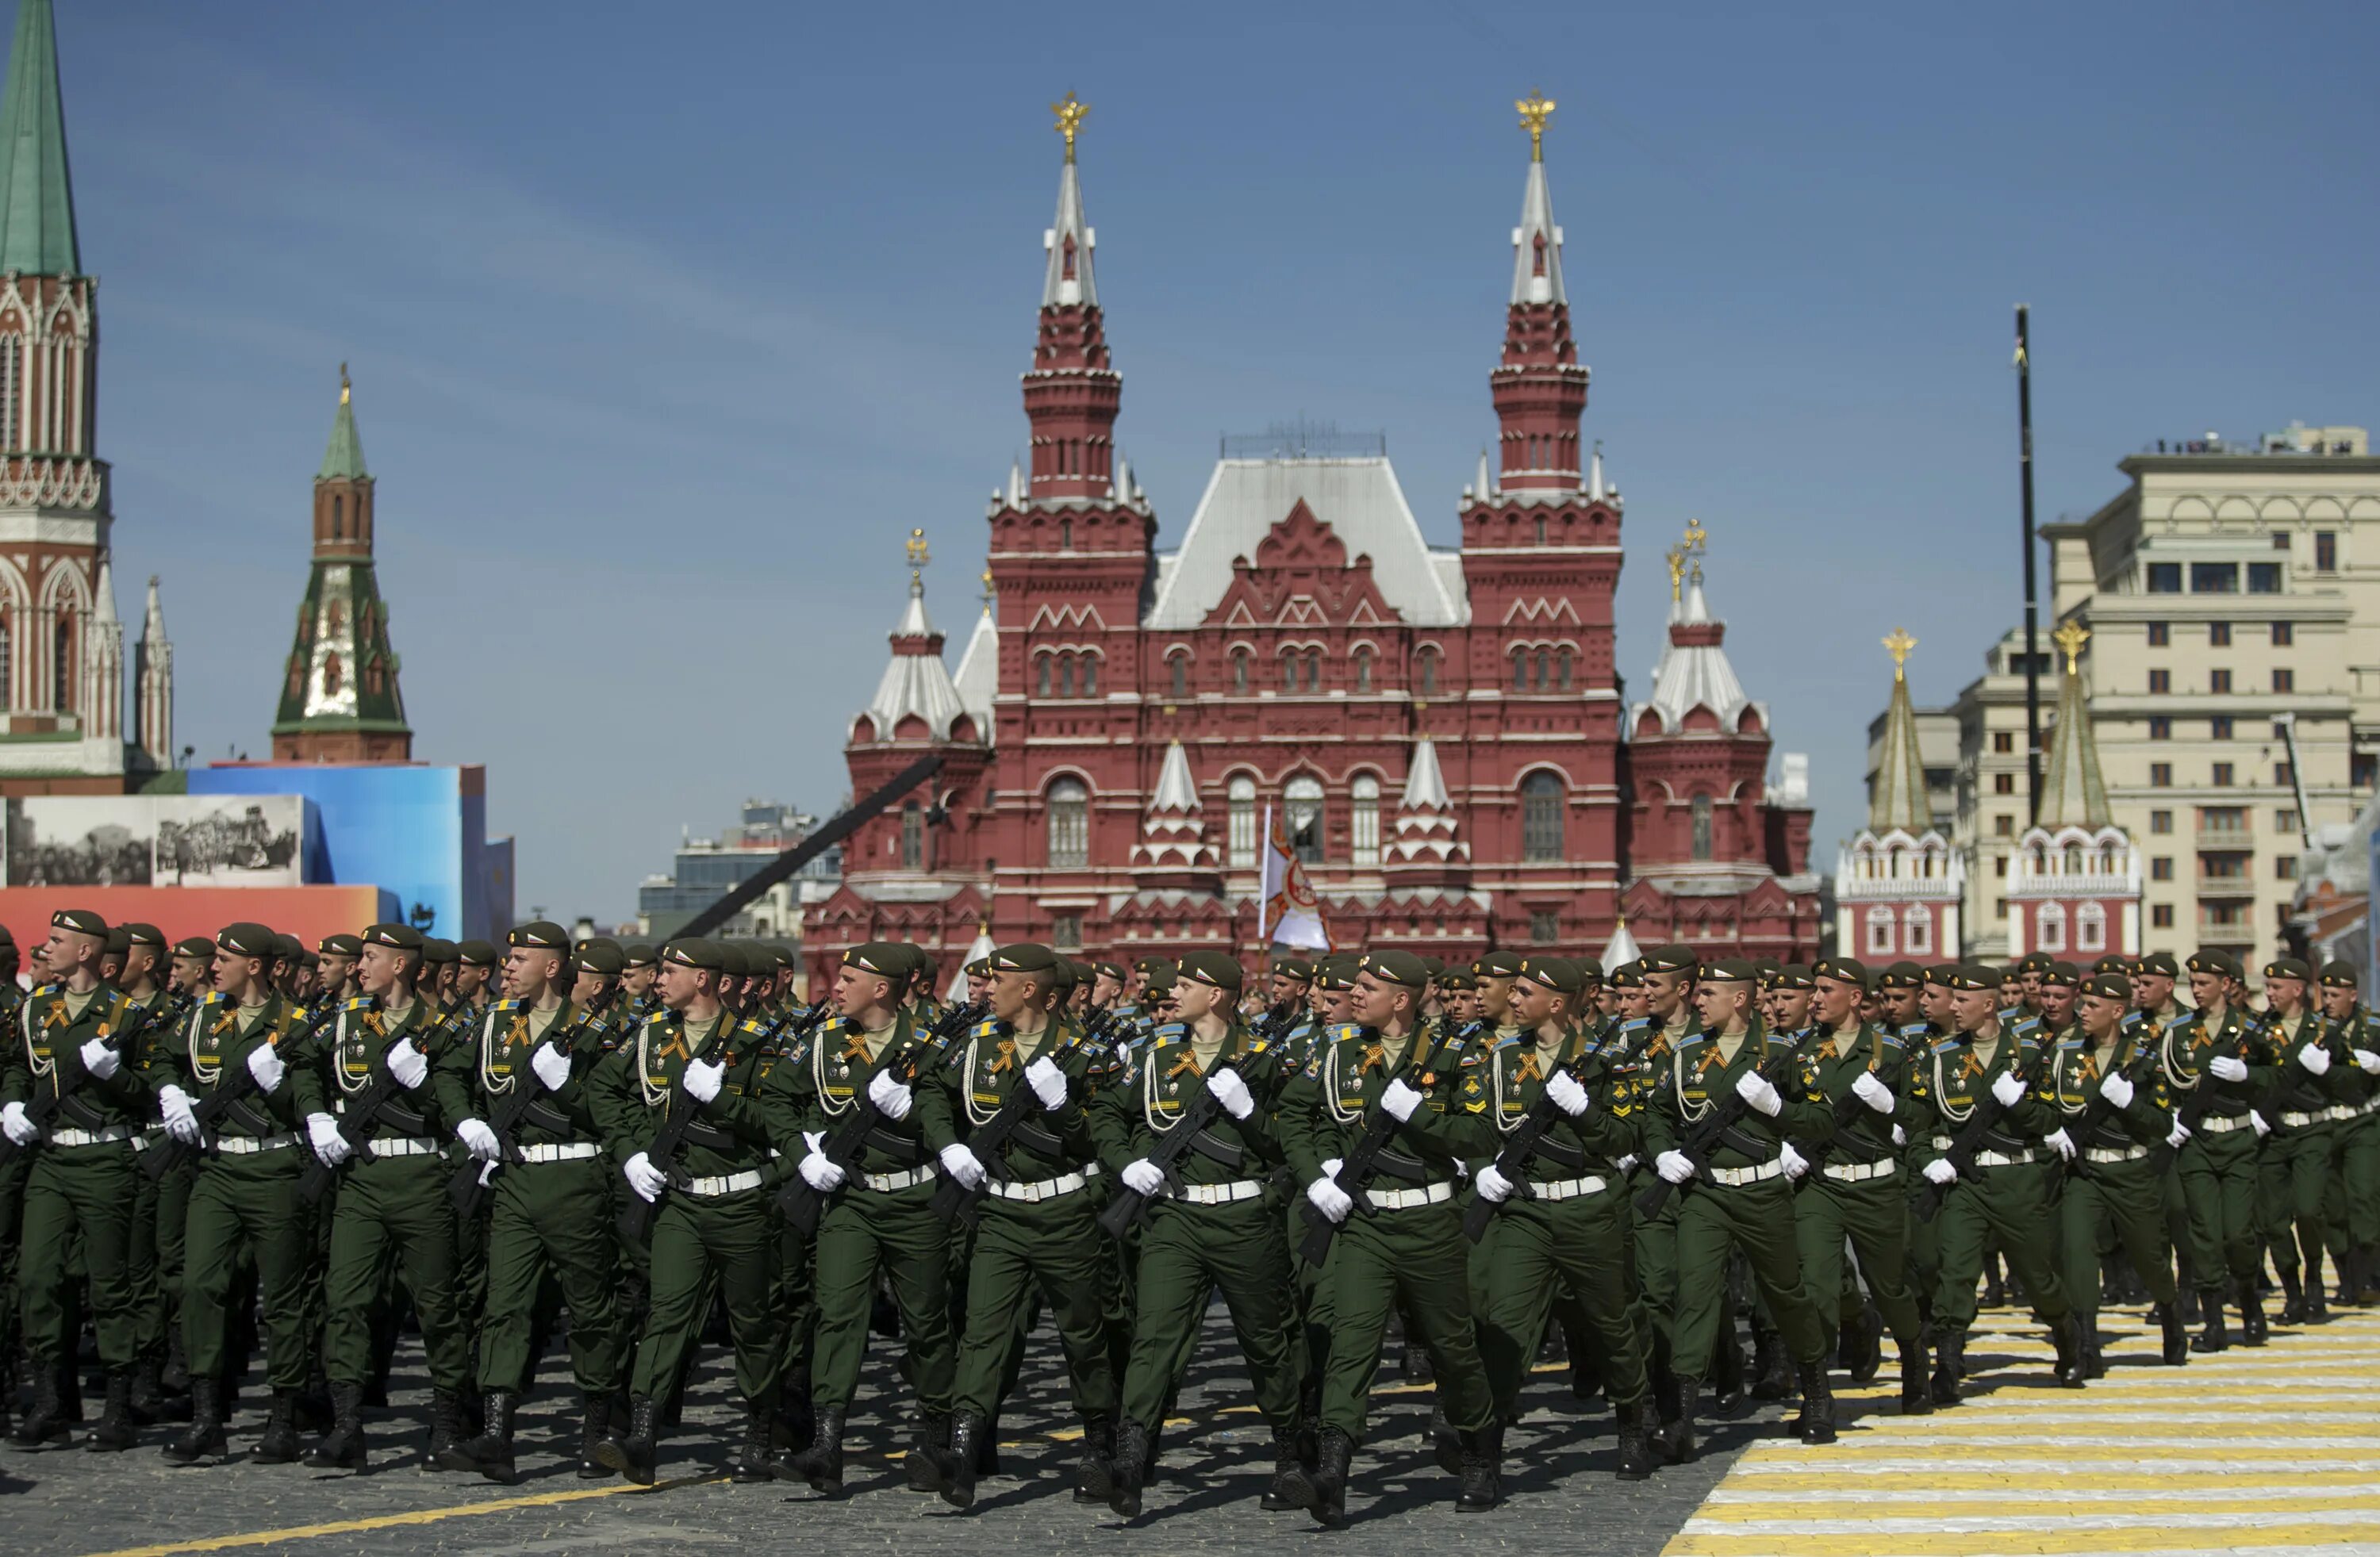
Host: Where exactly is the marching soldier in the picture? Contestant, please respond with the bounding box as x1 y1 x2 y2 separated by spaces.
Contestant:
2320 961 2380 1303
454 941 500 1013
2165 950 2267 1349
317 934 363 1004
620 944 659 1022
2256 957 2348 1324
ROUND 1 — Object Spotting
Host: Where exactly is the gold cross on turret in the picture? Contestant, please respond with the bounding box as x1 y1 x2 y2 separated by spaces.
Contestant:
2052 619 2090 673
979 569 996 612
1883 626 1917 681
339 361 350 406
1665 545 1687 603
907 527 930 585
1052 91 1088 163
1516 92 1556 160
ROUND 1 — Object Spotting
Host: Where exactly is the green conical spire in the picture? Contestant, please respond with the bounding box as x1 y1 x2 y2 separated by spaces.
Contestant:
318 364 368 481
1868 627 1930 834
2036 621 2112 830
0 0 78 277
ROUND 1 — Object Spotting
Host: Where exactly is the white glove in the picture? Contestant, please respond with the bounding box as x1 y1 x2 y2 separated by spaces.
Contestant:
1779 1141 1809 1180
1655 1150 1696 1185
530 1042 572 1093
78 1037 120 1081
2166 1121 2193 1149
246 1043 286 1095
2099 1071 2136 1110
1735 1070 1783 1117
1476 1163 1514 1203
867 1068 912 1121
1892 1123 1906 1147
2209 1055 2248 1083
1852 1071 1894 1114
1306 1175 1353 1223
386 1037 429 1091
1990 1070 2026 1108
1321 1157 1343 1181
1922 1157 1959 1186
2355 1048 2380 1076
306 1112 351 1166
2298 1045 2332 1076
2044 1128 2076 1162
939 1142 986 1190
1121 1157 1166 1197
624 1151 667 1202
1615 1153 1640 1173
455 1117 500 1162
799 1150 846 1193
158 1083 200 1144
1024 1056 1067 1110
1 1100 35 1146
1207 1067 1253 1121
1380 1078 1423 1122
682 1057 724 1104
477 1160 499 1187
2250 1110 2271 1137
1545 1071 1590 1118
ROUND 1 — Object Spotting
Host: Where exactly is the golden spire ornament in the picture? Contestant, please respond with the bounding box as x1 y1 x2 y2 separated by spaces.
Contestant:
1665 545 1687 603
1883 627 1917 681
906 527 930 585
1052 90 1088 163
1516 91 1555 160
2052 619 2090 673
339 361 350 405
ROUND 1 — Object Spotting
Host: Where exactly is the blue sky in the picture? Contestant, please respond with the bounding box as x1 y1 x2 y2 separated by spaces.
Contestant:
52 0 2380 922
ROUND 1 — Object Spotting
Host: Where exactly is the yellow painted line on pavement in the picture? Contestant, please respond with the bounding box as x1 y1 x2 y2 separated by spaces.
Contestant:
1726 1470 2380 1490
1695 1495 2380 1520
74 1472 727 1557
1667 1525 2380 1555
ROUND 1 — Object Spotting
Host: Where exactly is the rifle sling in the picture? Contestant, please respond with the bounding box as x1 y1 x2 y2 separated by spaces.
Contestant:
1007 1119 1065 1160
1371 1148 1429 1183
1186 1128 1245 1170
222 1097 276 1140
1522 1134 1586 1172
864 1126 927 1166
56 1090 109 1130
522 1100 574 1136
681 1119 738 1152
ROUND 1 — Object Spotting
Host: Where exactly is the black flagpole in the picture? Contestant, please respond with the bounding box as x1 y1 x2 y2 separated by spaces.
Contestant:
2017 305 2042 823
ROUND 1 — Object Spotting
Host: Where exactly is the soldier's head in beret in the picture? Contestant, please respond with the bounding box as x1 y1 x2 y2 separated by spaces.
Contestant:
825 941 903 1023
1947 962 2007 1035
120 924 166 986
1640 944 1699 1024
99 925 131 981
2077 972 2132 1039
1869 960 1922 1026
422 938 459 967
1128 957 1176 1002
2090 954 2130 977
41 908 107 985
2263 957 2313 1013
2184 949 2239 1009
1171 949 1244 1025
211 922 278 999
1688 958 1758 1034
1811 957 1867 1030
1350 949 1430 1032
1268 956 1315 1007
169 934 216 995
2034 961 2081 1027
1089 959 1127 1007
2129 951 2178 1014
1511 954 1581 1032
573 937 626 1005
2320 960 2362 1020
501 922 570 1005
651 938 722 1013
620 941 659 1001
1764 963 1815 1032
355 922 425 999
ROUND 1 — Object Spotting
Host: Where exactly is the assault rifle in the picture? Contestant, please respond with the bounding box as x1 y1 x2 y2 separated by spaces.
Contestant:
1462 1020 1648 1244
445 989 624 1217
143 999 351 1182
774 1001 985 1239
1789 1028 1895 1175
1914 1038 2048 1222
301 1001 489 1204
1634 1045 1798 1219
1298 1019 1488 1268
0 988 188 1168
928 1012 1085 1229
2151 1010 2263 1175
2059 1037 2163 1182
1092 1002 1299 1240
621 998 828 1241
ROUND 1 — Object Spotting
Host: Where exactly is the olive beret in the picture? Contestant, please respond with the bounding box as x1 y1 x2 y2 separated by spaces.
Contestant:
172 935 215 960
661 938 720 971
2263 957 2312 983
216 922 277 958
103 926 130 955
507 922 569 953
1516 955 1583 995
1770 964 1817 991
988 943 1058 976
964 957 990 978
1177 949 1244 991
623 943 658 968
2319 960 2359 991
363 923 423 951
1640 945 1698 976
2081 972 2132 1002
569 939 623 977
1439 968 1478 992
1879 961 1925 990
1924 963 1961 988
2186 949 2240 979
51 907 106 938
1947 963 2003 991
1315 955 1359 991
2017 951 2055 976
1700 959 1758 984
2135 952 2179 978
2089 954 2132 976
1358 949 1431 990
1093 960 1127 981
273 933 305 961
1814 957 1869 991
1269 957 1316 984
317 932 364 957
1608 962 1645 990
421 938 459 965
1472 950 1526 978
840 942 908 977
1134 957 1177 979
2037 961 2081 989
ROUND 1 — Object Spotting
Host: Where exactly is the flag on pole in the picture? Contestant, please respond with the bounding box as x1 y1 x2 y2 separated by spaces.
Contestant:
1258 803 1330 952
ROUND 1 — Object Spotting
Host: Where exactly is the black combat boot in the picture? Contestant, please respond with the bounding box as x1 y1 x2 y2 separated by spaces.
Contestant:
727 1398 774 1485
772 1369 815 1455
940 1411 985 1509
126 1355 167 1427
1899 1340 1934 1415
595 1394 659 1486
0 1352 13 1439
11 1359 69 1448
2155 1302 2190 1365
2303 1237 2332 1322
302 1381 369 1471
777 1402 842 1494
905 1409 954 1494
1430 1400 1461 1475
161 1376 228 1465
1107 1416 1151 1518
2238 1275 2269 1346
1710 1324 1748 1413
455 1389 516 1483
1791 1361 1837 1444
1614 1402 1657 1479
1751 1327 1794 1401
85 1367 138 1452
426 1388 466 1469
2051 1314 2086 1388
1654 1375 1701 1463
1261 1423 1314 1511
161 1334 190 1397
1931 1331 1964 1406
2081 1319 2108 1379
1074 1413 1114 1504
2191 1287 2229 1352
975 1414 1000 1477
1307 1425 1353 1528
1848 1304 1884 1385
1455 1425 1501 1512
576 1392 611 1479
2277 1266 2309 1325
254 1388 303 1463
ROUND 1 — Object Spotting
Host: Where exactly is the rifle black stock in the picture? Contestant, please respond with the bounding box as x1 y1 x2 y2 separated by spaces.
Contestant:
1914 1040 2048 1222
1633 1048 1796 1220
445 988 627 1218
0 989 186 1168
774 1003 983 1239
143 1000 344 1182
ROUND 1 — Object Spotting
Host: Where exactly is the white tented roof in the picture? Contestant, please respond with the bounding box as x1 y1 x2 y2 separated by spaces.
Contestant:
1633 579 1763 736
1144 456 1466 630
951 608 998 734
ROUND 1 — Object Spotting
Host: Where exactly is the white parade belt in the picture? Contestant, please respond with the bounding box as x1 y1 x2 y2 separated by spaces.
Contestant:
515 1142 601 1163
1971 1149 2036 1168
684 1169 765 1198
1821 1159 1898 1183
2083 1143 2151 1164
49 1125 133 1148
1179 1179 1265 1205
858 1164 935 1193
214 1133 296 1155
2280 1110 2332 1129
363 1136 438 1159
1708 1160 1786 1187
1526 1174 1610 1202
1369 1181 1457 1210
986 1172 1089 1204
2198 1114 2254 1134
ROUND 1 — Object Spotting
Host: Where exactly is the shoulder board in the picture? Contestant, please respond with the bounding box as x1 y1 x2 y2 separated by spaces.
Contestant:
1877 1029 1906 1049
2162 1011 2196 1032
490 998 526 1014
1326 1022 1366 1042
1897 1022 1929 1041
1619 1017 1653 1035
342 995 374 1013
2057 1034 2082 1049
1154 1021 1189 1041
2016 1033 2041 1052
737 1016 770 1037
1248 1038 1269 1055
969 1017 1004 1041
196 990 225 1008
1931 1037 1960 1053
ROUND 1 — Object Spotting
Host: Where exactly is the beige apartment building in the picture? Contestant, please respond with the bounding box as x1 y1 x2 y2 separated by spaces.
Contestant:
1868 423 2378 961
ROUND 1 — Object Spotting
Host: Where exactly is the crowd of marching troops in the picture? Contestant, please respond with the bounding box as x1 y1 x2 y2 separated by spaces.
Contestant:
2 906 2377 1524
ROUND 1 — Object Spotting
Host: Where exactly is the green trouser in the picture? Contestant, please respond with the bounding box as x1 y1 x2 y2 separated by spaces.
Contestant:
770 1216 816 1396
0 1155 23 1368
154 1161 192 1366
19 1142 140 1369
1631 1183 1679 1349
2178 1122 2262 1281
1673 1179 1826 1372
1478 1180 1647 1419
2058 1152 2177 1323
452 1199 489 1335
1121 1196 1302 1432
1932 1161 2071 1333
808 1179 953 1413
322 1151 470 1391
630 1187 778 1403
2338 1114 2380 1251
950 1186 1115 1420
128 1141 166 1360
1315 1199 1492 1445
478 1156 622 1395
608 1163 648 1386
1794 1167 1925 1348
184 1149 313 1389
2262 1120 2336 1274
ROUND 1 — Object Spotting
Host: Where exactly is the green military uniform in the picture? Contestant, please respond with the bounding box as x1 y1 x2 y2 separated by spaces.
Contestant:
1278 949 1496 1522
2255 959 2352 1322
2 911 147 1448
109 926 186 1422
2320 964 2380 1301
0 949 25 1435
1626 948 1702 1379
2163 952 2269 1346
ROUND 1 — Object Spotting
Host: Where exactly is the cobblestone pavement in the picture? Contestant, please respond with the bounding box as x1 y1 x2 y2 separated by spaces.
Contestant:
0 1305 1770 1557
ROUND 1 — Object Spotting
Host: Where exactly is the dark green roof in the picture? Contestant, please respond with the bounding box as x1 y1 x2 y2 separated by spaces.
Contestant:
273 561 409 739
319 372 369 481
0 0 78 277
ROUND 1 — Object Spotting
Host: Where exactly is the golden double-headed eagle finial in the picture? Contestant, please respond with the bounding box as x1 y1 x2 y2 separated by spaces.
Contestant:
1883 627 1917 681
2052 619 2090 673
1052 91 1088 163
906 527 930 581
1516 92 1555 160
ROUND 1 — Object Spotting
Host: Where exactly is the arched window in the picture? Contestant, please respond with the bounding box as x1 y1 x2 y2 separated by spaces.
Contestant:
1903 905 1933 956
322 651 343 698
1866 905 1895 957
0 617 11 711
1511 650 1527 692
1533 649 1549 690
2036 901 2067 953
331 493 344 539
1522 771 1564 862
1353 647 1372 693
1081 654 1098 696
1556 648 1573 691
1169 653 1188 699
1303 650 1322 691
0 332 19 449
2075 901 2107 953
1057 654 1075 696
1047 778 1088 868
52 612 71 713
1691 794 1714 861
1231 649 1250 693
1351 773 1380 866
1534 515 1548 545
1286 774 1325 864
1416 647 1439 696
899 801 923 869
1226 774 1257 868
1036 654 1051 697
1058 518 1073 550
